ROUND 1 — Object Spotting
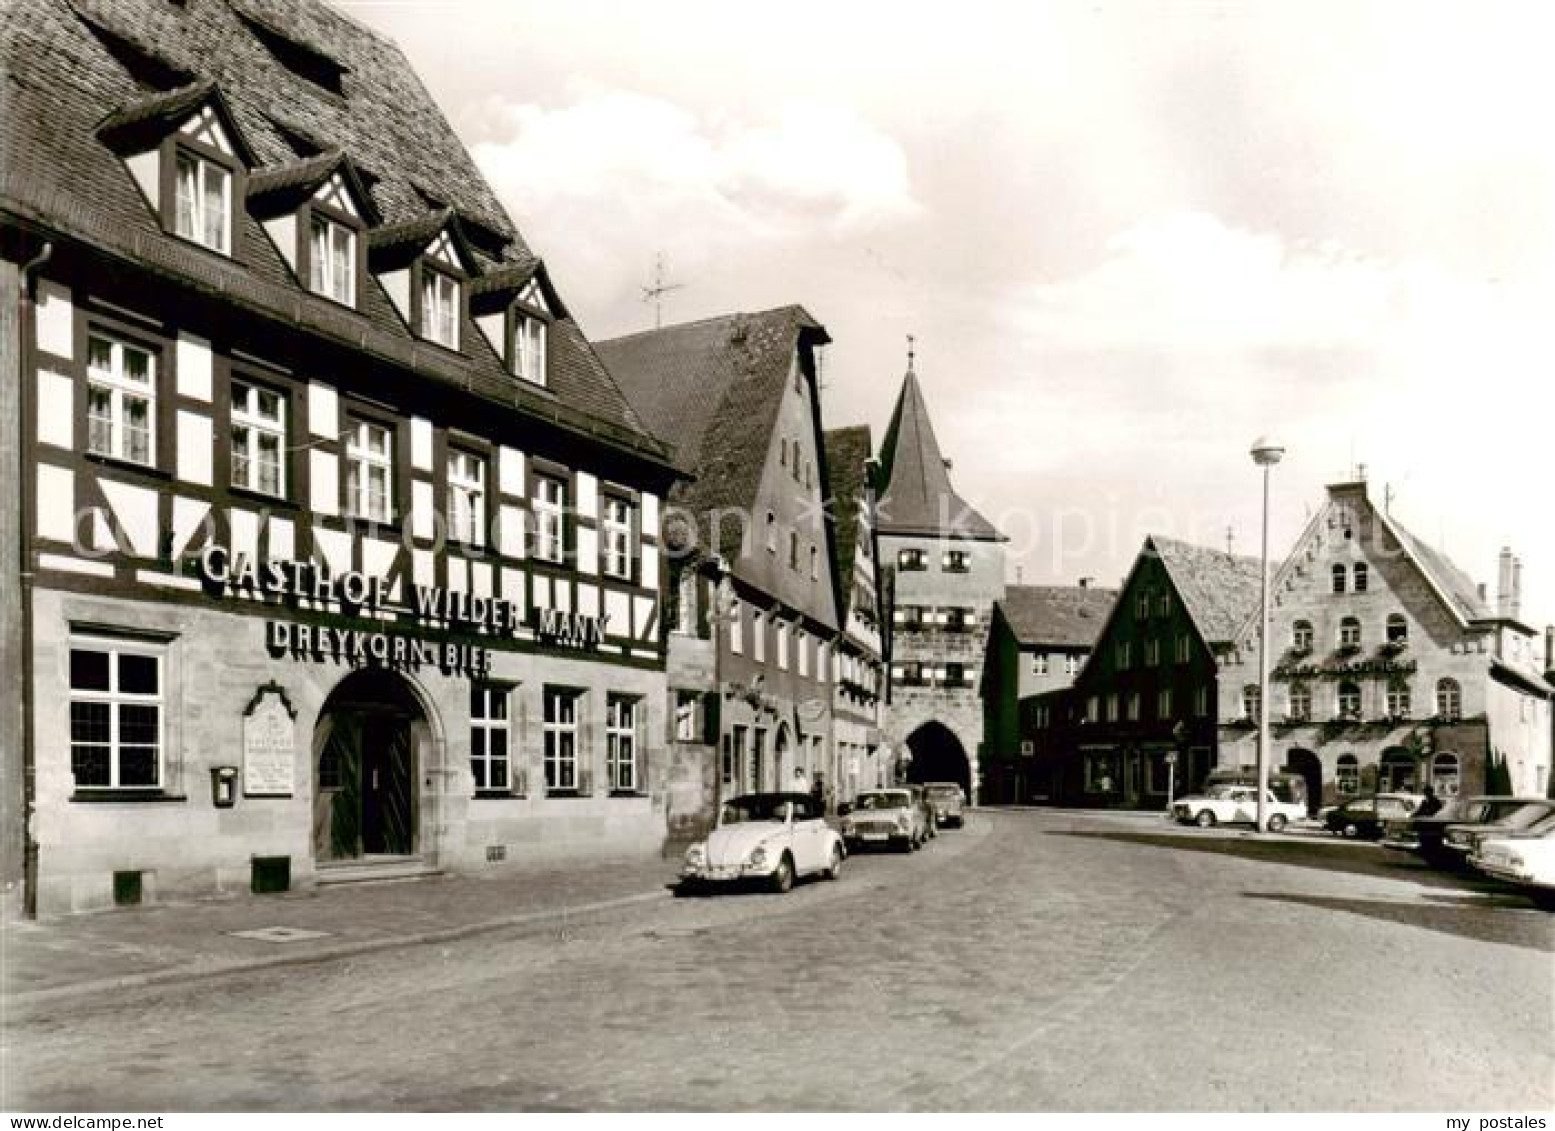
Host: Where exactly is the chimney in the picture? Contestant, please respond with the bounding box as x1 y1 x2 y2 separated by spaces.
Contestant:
1546 625 1554 675
1078 577 1092 589
1497 547 1515 617
1511 557 1523 620
1477 582 1488 604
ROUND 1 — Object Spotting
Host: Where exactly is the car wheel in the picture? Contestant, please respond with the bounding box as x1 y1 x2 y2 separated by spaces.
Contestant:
769 853 795 894
894 836 911 854
1267 813 1288 833
1195 810 1217 828
824 844 844 881
675 879 703 898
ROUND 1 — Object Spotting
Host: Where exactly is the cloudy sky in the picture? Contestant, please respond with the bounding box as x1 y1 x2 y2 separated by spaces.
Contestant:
346 0 1553 627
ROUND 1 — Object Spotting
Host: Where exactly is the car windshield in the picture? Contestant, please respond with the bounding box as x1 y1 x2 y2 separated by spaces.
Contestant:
720 795 802 825
926 786 961 799
1205 785 1241 800
855 791 911 811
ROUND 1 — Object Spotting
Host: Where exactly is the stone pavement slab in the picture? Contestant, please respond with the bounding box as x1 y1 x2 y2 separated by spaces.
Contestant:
2 852 685 1005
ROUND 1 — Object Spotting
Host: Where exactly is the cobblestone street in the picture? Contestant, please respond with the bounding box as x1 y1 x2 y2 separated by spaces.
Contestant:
5 810 1551 1112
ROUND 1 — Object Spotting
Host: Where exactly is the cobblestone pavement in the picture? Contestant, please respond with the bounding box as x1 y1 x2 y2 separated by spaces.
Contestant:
4 810 1551 1112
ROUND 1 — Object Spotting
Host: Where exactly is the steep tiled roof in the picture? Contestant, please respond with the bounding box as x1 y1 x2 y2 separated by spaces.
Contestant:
597 307 830 559
998 585 1118 648
823 425 874 614
1150 535 1264 646
1 0 665 465
1388 523 1494 622
877 368 1003 541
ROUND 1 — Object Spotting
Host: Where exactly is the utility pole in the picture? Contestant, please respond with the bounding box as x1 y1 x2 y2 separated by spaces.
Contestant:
640 252 684 330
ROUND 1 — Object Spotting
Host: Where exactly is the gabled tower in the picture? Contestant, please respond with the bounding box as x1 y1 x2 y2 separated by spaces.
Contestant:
876 353 1006 802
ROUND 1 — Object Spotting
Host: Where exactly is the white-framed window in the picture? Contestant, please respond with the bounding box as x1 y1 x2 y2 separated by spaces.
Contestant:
1436 678 1462 720
1032 653 1049 677
674 690 700 741
308 213 355 304
602 495 633 579
230 380 286 497
470 682 510 792
817 642 829 684
1336 754 1360 795
606 695 640 793
533 474 566 563
944 549 970 573
1386 614 1408 645
898 548 926 571
1339 616 1362 649
1431 752 1460 797
87 332 156 466
1293 620 1314 651
1353 562 1369 593
753 611 766 663
1065 654 1081 677
1337 680 1362 718
514 311 546 385
1332 564 1347 594
420 268 459 348
729 601 744 655
447 449 486 547
777 621 790 670
1242 684 1261 721
798 630 810 678
1386 678 1411 718
543 687 579 792
345 418 393 523
69 639 163 790
1289 682 1312 721
174 148 230 253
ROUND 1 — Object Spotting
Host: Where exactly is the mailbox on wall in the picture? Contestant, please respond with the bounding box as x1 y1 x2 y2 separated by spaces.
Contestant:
210 766 238 808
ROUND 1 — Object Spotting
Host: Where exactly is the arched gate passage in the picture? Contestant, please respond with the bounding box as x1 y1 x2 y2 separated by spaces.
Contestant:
903 721 972 796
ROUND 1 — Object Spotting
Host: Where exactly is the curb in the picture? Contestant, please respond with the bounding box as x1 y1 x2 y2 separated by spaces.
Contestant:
7 886 671 1009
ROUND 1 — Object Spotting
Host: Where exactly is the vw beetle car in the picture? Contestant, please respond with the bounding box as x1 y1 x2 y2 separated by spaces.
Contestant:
922 782 967 828
840 788 931 852
680 792 843 894
1171 784 1306 831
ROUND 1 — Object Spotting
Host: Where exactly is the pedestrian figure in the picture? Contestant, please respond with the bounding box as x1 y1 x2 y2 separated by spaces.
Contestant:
1415 784 1442 818
792 766 811 795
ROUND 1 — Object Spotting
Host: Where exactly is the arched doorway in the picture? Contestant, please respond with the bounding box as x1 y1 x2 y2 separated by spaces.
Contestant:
1284 748 1322 814
314 668 427 862
1379 746 1418 794
903 721 971 795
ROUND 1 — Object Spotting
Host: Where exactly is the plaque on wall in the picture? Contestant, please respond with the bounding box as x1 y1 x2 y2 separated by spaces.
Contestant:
243 682 297 797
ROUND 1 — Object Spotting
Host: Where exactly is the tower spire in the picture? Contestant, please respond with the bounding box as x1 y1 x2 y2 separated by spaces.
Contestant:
906 333 915 373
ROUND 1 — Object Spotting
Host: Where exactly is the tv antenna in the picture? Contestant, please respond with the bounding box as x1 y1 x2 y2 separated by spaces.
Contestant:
641 252 684 329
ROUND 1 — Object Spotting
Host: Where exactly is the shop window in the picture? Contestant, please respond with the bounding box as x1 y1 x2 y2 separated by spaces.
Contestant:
1292 620 1313 652
87 332 157 467
69 639 163 790
1431 752 1461 798
1084 755 1116 794
1337 680 1362 719
1332 565 1347 594
532 474 567 563
345 417 394 523
447 449 487 547
231 380 286 497
469 683 510 793
1336 754 1359 795
174 147 231 254
606 695 641 793
1436 678 1462 721
1242 684 1260 721
602 495 634 579
1288 682 1312 721
542 687 580 793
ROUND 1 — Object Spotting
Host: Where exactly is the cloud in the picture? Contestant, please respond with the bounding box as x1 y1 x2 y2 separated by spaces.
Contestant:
468 88 921 301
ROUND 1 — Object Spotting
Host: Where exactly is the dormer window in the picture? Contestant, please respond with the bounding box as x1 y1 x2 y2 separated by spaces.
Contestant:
420 268 459 349
471 264 558 388
514 310 546 385
175 148 230 252
309 213 356 305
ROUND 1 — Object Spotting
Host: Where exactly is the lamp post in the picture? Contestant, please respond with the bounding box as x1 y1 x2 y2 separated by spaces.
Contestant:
1250 436 1285 833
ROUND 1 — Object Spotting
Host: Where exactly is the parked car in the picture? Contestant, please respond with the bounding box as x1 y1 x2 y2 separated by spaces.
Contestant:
680 792 844 894
1171 784 1306 831
839 788 931 852
1204 768 1311 813
1321 793 1423 839
922 782 967 828
1382 796 1539 865
1470 814 1555 908
1441 800 1555 862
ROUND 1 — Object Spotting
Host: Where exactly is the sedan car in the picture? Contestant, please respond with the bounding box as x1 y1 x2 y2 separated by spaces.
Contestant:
1322 793 1422 839
1471 813 1555 908
922 782 967 828
840 788 931 853
1171 785 1306 831
1441 800 1555 862
680 792 844 894
1382 796 1541 865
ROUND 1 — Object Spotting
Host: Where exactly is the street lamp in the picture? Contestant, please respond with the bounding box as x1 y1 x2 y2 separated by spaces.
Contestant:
1250 435 1285 834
